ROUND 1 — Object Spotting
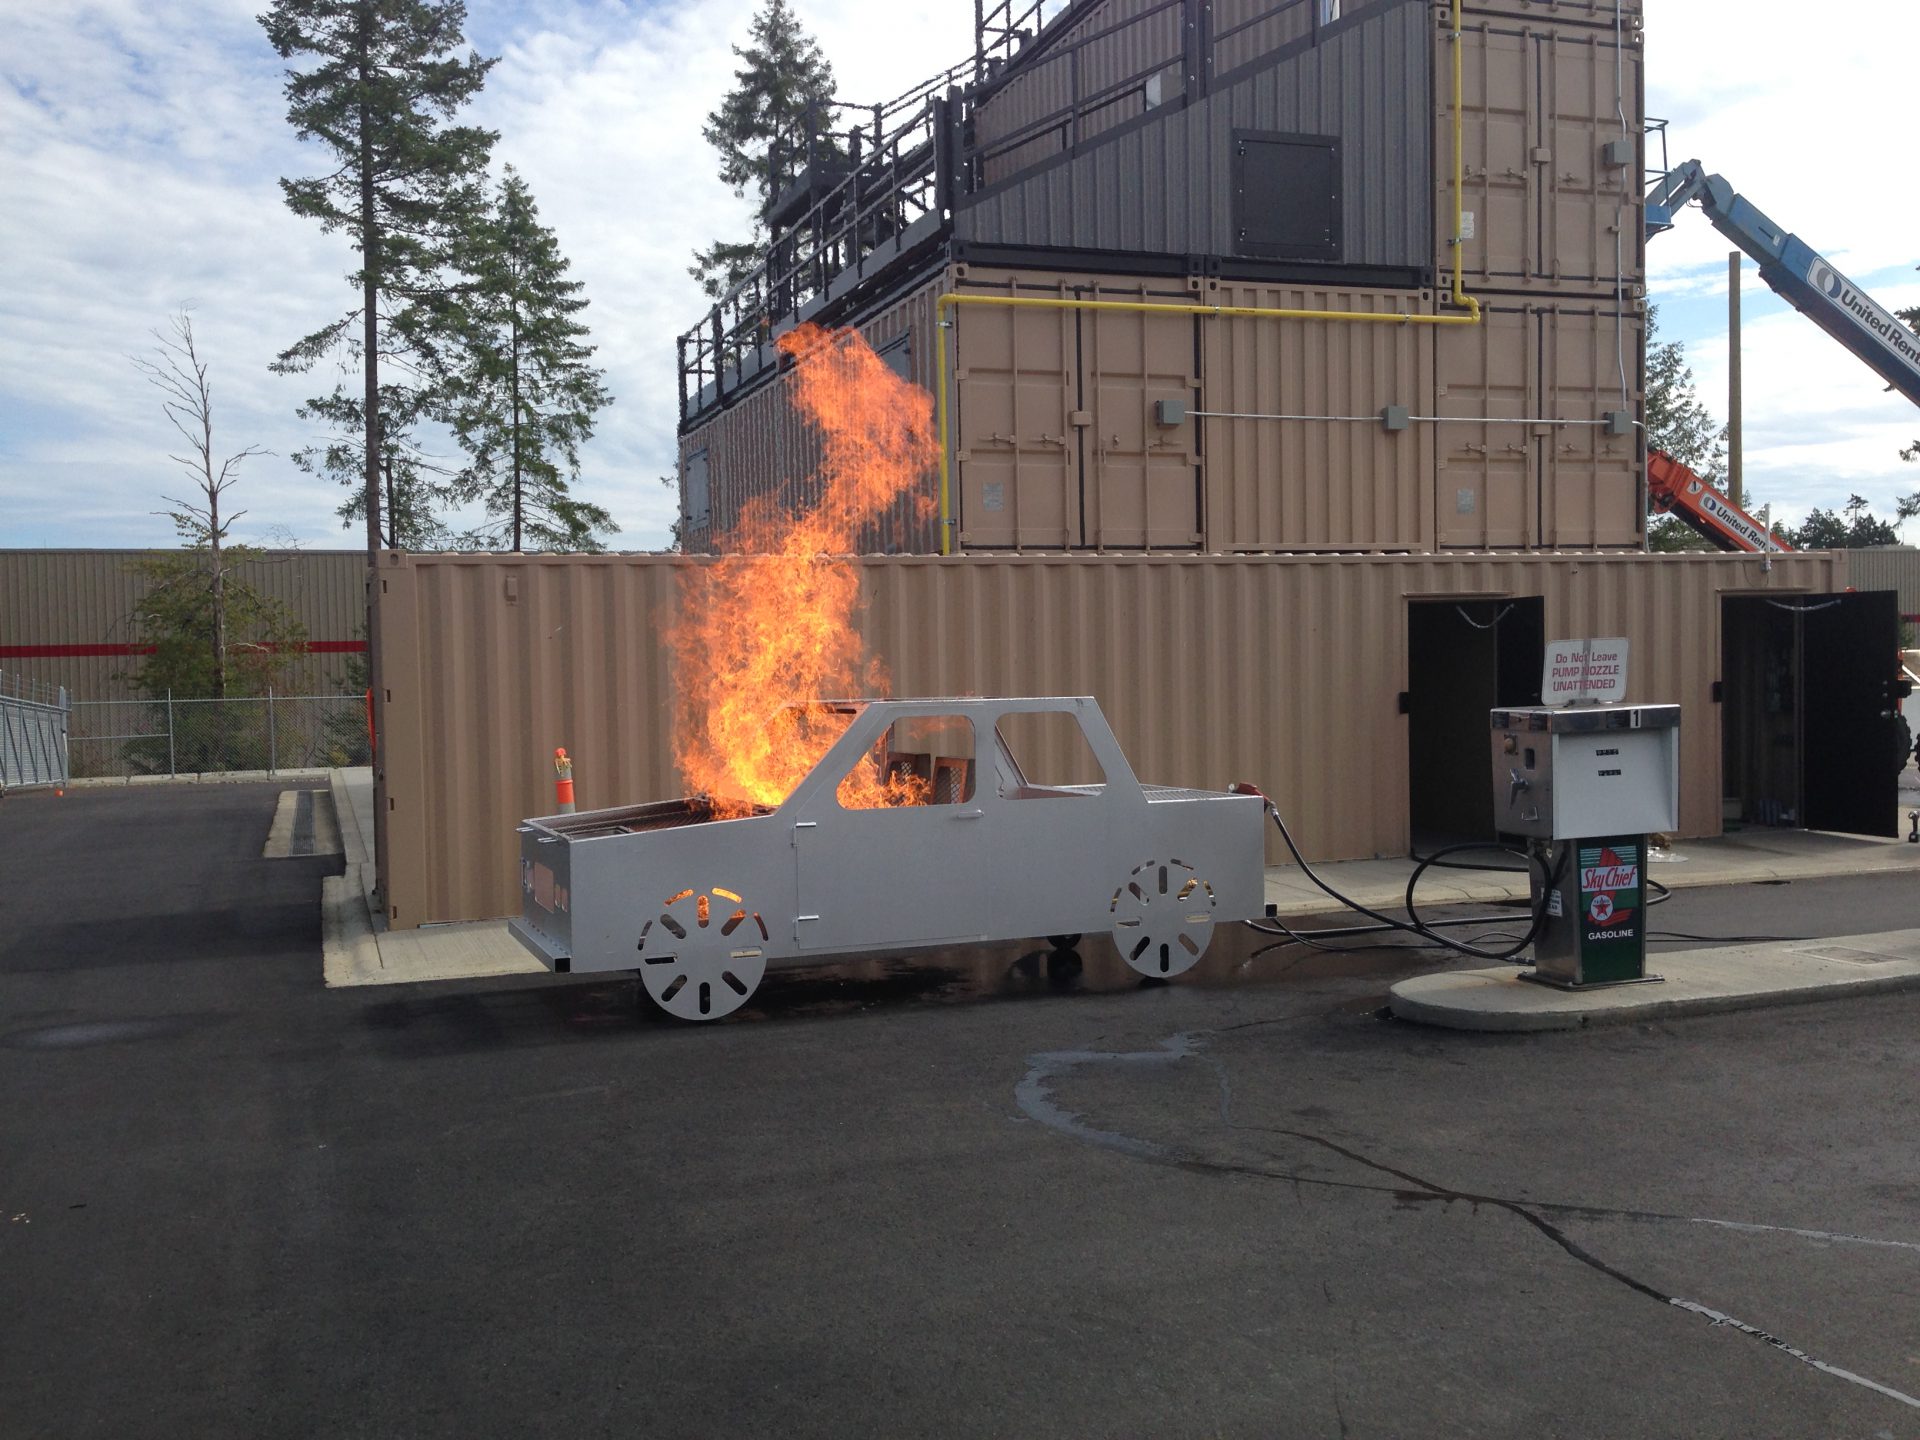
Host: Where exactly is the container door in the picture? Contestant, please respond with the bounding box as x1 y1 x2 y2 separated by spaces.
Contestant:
1802 591 1902 837
954 299 1077 549
1083 305 1202 549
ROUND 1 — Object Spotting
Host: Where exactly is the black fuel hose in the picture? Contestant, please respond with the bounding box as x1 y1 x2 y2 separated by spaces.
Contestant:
1247 799 1563 964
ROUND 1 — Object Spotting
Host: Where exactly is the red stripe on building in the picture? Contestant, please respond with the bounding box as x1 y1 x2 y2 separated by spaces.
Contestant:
0 641 367 659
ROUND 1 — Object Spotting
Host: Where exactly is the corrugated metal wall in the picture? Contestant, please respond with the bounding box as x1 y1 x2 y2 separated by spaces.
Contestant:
0 549 368 700
1442 13 1644 295
957 0 1432 272
679 275 944 553
1200 277 1437 551
1466 0 1641 26
1847 548 1920 620
972 0 1187 185
375 549 1849 928
1434 299 1643 548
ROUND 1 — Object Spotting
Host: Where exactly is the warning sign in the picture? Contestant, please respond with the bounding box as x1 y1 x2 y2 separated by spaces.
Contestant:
1543 637 1630 704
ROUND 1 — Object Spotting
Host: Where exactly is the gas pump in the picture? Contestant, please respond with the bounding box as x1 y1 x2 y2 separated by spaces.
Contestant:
1490 703 1681 987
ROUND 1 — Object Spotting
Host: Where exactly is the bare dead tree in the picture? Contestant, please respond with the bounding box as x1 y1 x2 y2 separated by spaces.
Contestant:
130 311 269 699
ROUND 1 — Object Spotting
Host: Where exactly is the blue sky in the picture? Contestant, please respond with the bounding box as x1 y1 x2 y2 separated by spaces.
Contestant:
2 0 1917 552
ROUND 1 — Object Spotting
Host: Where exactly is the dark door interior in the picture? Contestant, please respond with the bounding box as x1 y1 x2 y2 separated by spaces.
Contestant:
1803 591 1901 837
1720 597 1801 828
1407 597 1545 847
1722 591 1901 838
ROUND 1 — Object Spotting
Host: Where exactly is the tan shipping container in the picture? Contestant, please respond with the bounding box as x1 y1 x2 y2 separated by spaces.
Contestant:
1434 299 1642 548
1458 0 1642 27
680 272 944 553
1200 276 1438 552
374 549 1846 928
1438 13 1644 295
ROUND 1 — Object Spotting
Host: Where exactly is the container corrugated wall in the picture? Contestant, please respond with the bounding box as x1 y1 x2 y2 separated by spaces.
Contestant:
957 0 1431 272
1434 299 1643 548
0 548 368 700
1846 548 1920 620
679 273 945 554
1441 12 1644 295
1199 277 1437 551
376 549 1848 928
1463 0 1642 27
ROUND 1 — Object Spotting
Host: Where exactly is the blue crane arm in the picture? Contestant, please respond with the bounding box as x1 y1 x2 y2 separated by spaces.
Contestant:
1646 160 1920 408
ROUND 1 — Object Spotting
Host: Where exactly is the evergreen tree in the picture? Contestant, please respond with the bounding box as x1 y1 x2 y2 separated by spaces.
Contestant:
261 0 497 559
1789 495 1902 550
1644 306 1730 553
442 166 615 551
290 378 459 549
691 0 838 299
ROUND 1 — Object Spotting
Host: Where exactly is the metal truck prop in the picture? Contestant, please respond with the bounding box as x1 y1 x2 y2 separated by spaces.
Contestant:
510 696 1266 1020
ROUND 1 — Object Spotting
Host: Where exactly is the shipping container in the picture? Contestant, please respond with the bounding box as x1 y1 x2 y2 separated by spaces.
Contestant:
1460 0 1642 29
374 549 1858 929
1438 12 1644 295
1199 276 1438 551
679 270 945 553
1433 299 1643 548
958 0 1433 277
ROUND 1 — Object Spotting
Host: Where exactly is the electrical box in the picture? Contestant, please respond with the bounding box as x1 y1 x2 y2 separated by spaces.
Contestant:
1153 398 1186 427
1489 704 1680 841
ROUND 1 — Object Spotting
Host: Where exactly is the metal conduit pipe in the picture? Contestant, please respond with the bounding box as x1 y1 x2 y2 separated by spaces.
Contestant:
1188 411 1636 427
932 4 1486 553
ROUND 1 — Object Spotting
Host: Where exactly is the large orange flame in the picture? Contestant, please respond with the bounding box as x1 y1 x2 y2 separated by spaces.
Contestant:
670 323 939 816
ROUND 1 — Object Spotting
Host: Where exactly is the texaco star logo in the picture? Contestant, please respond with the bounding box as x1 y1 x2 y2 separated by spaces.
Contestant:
1588 892 1615 924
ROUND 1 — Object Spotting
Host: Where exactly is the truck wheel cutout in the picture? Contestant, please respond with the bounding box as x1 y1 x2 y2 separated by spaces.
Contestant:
1110 859 1216 978
637 887 769 1021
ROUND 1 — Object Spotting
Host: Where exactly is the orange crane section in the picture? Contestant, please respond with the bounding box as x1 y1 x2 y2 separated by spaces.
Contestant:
1647 450 1793 554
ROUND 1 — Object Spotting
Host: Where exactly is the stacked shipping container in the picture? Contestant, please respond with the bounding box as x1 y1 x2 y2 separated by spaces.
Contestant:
678 0 1651 559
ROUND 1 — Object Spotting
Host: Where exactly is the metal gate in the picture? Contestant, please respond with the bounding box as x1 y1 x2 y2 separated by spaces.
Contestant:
0 670 71 791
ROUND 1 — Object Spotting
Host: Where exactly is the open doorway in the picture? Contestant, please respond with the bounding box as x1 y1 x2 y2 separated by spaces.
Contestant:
1407 597 1544 849
1721 592 1903 838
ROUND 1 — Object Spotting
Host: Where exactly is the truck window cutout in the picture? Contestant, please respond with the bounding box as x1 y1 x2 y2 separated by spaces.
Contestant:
836 714 975 809
996 711 1107 798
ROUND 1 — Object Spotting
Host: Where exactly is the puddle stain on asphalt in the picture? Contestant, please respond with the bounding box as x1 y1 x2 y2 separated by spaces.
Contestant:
1015 1025 1920 1414
0 1014 223 1049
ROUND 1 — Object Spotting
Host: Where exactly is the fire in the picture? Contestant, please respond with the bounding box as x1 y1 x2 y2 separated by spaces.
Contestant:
670 323 939 816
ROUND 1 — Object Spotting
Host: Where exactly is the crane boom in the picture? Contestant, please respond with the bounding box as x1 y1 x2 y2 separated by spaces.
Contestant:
1646 160 1920 408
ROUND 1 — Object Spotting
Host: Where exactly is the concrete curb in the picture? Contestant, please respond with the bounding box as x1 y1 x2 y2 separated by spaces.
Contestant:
1389 929 1920 1032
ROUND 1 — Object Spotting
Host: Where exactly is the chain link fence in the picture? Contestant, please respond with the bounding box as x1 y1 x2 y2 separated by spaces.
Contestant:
69 692 372 779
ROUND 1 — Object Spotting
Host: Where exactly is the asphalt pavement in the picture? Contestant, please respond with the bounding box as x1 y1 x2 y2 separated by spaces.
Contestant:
3 781 1919 1438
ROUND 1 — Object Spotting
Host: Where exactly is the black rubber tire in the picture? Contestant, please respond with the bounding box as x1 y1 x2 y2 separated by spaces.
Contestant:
1046 933 1083 951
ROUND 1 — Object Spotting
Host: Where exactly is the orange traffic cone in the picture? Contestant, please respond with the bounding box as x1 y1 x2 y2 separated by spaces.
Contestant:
553 748 576 814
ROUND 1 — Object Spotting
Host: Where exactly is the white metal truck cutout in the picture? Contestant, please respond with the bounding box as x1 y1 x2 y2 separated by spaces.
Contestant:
510 696 1266 1020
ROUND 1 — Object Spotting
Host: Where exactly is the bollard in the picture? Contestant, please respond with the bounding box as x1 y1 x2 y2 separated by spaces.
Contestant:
554 747 576 814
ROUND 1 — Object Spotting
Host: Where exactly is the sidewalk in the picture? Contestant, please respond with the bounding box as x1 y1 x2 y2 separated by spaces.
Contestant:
320 765 1920 990
1262 825 1920 917
321 767 542 988
1389 929 1920 1032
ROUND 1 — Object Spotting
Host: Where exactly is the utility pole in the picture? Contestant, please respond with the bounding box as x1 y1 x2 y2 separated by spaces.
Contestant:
1729 251 1744 509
